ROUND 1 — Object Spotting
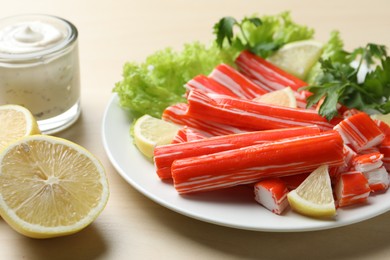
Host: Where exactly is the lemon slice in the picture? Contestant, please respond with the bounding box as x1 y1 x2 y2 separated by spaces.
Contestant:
0 104 40 152
287 165 336 218
0 135 109 238
253 87 297 108
268 40 323 80
133 115 180 158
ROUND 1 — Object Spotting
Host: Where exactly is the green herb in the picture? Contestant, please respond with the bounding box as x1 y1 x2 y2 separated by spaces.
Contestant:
304 43 390 120
213 12 314 58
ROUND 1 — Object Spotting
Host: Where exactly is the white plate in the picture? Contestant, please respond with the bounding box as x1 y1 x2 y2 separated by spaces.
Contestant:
102 94 390 232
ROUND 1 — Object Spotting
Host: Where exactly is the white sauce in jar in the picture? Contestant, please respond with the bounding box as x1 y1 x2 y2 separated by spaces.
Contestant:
0 22 64 54
0 15 80 132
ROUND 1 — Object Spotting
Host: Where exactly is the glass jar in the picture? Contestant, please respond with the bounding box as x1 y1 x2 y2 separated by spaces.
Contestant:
0 14 81 134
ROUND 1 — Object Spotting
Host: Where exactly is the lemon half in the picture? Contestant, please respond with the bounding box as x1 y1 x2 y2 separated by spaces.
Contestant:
0 135 109 238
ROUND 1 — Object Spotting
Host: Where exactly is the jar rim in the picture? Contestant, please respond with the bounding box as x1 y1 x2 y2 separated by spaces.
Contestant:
0 14 78 62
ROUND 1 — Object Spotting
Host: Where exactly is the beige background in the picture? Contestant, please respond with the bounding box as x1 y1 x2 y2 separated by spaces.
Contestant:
1 0 390 259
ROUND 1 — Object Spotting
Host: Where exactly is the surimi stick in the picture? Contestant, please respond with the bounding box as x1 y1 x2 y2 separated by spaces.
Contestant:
185 75 240 98
172 130 344 194
154 125 320 179
333 112 385 152
186 90 334 131
209 63 268 98
162 103 250 136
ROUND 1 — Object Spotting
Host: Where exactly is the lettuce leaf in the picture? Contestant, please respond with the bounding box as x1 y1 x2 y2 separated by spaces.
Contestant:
114 42 235 118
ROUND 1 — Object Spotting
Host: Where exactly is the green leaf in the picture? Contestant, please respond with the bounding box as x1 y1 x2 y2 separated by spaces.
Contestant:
213 12 314 58
306 43 390 120
213 17 238 48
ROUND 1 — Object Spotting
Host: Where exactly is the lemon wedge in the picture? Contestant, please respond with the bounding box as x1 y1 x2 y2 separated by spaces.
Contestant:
371 113 390 126
133 115 180 158
0 135 109 238
287 165 336 218
0 104 40 152
253 87 297 108
268 40 323 80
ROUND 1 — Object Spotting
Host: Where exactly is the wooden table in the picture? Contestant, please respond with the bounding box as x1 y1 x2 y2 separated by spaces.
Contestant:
1 0 390 259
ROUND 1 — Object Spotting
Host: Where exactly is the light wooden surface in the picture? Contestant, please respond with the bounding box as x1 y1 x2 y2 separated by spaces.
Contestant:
1 0 390 259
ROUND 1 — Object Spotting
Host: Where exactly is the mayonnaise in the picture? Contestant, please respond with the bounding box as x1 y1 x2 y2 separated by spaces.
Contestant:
0 14 80 134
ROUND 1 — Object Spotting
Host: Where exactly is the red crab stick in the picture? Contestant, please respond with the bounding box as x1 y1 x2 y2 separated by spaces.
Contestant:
209 63 268 99
379 139 390 171
186 90 334 131
334 113 385 152
335 171 371 207
162 103 250 136
154 125 320 179
254 178 289 215
172 130 344 194
185 75 239 98
363 166 389 192
171 126 206 144
235 51 309 108
352 152 384 172
235 50 308 92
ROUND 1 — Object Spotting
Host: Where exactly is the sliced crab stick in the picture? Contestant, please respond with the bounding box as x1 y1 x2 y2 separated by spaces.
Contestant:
351 152 384 172
375 119 390 135
330 144 358 185
155 125 320 179
209 63 268 99
185 75 240 98
162 103 249 136
172 130 344 194
363 166 389 192
333 112 385 152
186 90 334 131
335 171 371 207
254 178 289 215
379 139 390 171
171 126 206 144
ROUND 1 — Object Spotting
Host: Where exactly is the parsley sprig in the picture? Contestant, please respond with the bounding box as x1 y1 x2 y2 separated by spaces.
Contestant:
304 44 390 120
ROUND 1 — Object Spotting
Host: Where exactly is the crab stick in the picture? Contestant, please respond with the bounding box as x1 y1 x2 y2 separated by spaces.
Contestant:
254 178 289 215
155 125 320 179
172 130 344 194
363 166 389 192
235 50 308 92
162 103 249 136
209 63 268 99
235 50 310 107
335 171 371 207
351 152 384 172
171 126 206 144
185 75 240 98
379 138 390 171
333 112 385 152
186 90 334 131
